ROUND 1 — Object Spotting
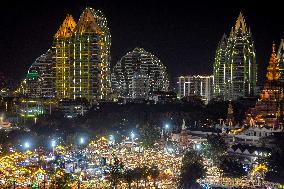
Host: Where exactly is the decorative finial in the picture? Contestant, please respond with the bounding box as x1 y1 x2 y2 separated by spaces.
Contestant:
272 42 276 53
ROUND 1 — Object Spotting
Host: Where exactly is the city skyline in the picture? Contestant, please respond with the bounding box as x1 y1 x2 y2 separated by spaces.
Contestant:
0 0 283 86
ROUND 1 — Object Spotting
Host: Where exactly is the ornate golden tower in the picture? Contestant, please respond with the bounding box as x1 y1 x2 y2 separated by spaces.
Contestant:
266 43 281 81
247 43 284 128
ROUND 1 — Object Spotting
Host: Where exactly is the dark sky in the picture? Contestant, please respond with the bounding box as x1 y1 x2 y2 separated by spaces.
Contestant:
0 0 283 86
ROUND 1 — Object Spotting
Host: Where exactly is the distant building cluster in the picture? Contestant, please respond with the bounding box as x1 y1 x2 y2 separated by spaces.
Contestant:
1 8 283 126
15 8 169 104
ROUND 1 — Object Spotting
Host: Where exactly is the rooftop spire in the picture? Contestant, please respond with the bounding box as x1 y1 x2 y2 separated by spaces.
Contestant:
266 43 281 81
54 14 76 38
234 12 247 33
75 7 102 34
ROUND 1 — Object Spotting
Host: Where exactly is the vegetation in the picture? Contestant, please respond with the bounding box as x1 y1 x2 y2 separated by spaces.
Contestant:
179 150 206 189
219 155 246 179
108 156 124 188
201 134 227 164
140 123 160 148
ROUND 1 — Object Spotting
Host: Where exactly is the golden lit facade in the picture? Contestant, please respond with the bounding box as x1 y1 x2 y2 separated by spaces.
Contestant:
53 8 111 101
247 43 284 128
53 14 76 99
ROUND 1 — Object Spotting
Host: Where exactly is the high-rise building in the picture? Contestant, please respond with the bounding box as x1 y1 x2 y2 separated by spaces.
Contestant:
213 12 257 100
53 7 111 101
277 39 284 83
132 72 150 99
112 47 169 99
213 34 227 98
27 49 54 98
177 75 214 104
25 70 41 98
53 14 76 100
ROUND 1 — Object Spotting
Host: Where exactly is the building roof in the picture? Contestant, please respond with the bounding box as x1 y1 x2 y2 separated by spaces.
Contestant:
54 14 76 38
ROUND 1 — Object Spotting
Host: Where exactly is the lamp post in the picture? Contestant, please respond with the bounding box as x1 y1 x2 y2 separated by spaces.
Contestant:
109 135 115 145
79 137 85 145
51 140 56 154
130 131 135 144
24 142 30 151
164 124 170 147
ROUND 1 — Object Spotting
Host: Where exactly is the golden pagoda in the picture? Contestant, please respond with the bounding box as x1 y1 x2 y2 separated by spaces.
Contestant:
247 43 284 128
266 43 281 81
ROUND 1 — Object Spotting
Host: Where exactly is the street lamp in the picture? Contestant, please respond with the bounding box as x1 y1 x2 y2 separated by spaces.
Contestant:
79 137 85 145
109 135 115 145
24 142 30 149
164 124 170 147
130 131 135 143
51 139 56 154
165 124 169 130
195 143 201 151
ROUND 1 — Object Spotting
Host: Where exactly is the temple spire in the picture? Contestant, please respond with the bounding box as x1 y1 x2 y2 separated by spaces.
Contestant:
266 43 281 81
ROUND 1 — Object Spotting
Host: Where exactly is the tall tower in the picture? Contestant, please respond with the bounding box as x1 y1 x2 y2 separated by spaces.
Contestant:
247 43 284 128
213 34 227 98
225 12 257 100
53 7 111 101
72 7 111 101
53 15 76 99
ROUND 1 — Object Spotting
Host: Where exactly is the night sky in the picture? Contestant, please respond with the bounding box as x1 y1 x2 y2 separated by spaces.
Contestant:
1 0 283 87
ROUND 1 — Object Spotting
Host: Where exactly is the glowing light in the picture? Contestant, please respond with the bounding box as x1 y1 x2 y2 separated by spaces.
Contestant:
51 140 56 148
24 142 30 149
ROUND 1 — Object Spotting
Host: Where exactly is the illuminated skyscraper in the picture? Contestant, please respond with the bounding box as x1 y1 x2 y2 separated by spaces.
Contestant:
27 49 54 98
53 7 111 101
53 14 76 99
177 75 214 104
213 12 257 100
277 39 284 83
112 47 169 98
213 34 227 98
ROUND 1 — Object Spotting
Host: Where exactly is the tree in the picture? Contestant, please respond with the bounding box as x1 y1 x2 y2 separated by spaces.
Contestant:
132 167 143 188
149 165 160 188
219 156 246 179
108 156 124 188
264 133 284 183
123 168 135 189
49 168 73 189
266 151 284 183
140 123 160 148
179 150 206 189
141 166 150 188
202 134 227 164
